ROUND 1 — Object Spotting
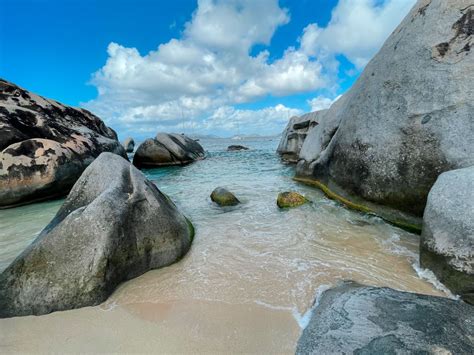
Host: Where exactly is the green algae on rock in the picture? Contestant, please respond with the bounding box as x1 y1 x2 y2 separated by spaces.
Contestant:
277 191 308 208
211 187 240 206
295 0 474 224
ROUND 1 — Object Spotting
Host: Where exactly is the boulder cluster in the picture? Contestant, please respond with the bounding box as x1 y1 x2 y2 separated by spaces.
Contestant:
0 153 194 318
133 133 205 168
0 79 126 208
277 0 473 305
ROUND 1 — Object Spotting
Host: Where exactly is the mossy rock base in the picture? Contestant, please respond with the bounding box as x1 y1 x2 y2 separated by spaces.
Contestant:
211 187 240 206
277 191 308 208
420 247 474 305
294 177 422 233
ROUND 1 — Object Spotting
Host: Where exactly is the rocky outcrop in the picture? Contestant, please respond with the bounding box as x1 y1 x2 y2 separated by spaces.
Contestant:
227 145 249 151
133 133 205 168
297 282 474 354
277 191 308 208
0 79 126 208
295 0 474 229
420 166 474 304
210 187 240 206
122 137 135 153
0 153 194 318
277 111 322 163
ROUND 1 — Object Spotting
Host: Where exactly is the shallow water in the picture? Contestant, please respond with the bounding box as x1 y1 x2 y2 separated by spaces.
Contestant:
0 138 450 353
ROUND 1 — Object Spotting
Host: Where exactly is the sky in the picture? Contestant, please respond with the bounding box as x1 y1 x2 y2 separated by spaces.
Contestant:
0 0 416 140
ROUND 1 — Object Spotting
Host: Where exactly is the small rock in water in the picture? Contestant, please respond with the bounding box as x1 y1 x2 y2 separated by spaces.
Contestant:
211 187 240 206
277 191 308 208
227 145 249 151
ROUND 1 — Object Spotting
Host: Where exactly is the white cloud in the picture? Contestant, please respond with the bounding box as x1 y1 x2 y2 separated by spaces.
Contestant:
300 0 416 68
85 0 416 137
85 0 323 137
307 94 342 112
203 104 303 134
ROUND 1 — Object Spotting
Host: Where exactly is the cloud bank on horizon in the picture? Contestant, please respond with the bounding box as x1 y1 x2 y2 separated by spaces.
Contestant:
84 0 416 138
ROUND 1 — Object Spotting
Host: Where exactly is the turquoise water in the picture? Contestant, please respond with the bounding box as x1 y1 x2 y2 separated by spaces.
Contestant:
0 137 450 352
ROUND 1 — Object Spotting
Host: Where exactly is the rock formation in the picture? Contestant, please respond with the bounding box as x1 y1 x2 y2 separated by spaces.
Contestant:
210 187 240 206
420 166 474 304
277 191 308 208
133 133 205 168
227 145 249 151
0 79 126 208
277 111 321 163
295 0 474 229
297 282 474 354
0 153 194 318
122 137 135 153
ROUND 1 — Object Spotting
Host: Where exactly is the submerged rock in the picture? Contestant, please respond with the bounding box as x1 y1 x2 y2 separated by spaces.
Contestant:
0 153 194 318
0 79 126 209
211 187 240 206
297 282 474 354
227 145 249 151
122 137 135 153
421 166 474 304
133 133 205 168
277 191 307 208
277 111 321 163
296 0 474 227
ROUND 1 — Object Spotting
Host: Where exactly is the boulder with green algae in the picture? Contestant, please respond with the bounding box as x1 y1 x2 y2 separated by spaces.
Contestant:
296 0 474 226
211 187 240 206
277 191 308 208
0 153 194 318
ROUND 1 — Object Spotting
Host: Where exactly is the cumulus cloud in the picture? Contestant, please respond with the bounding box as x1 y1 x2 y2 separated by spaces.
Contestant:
85 0 416 137
300 0 416 68
307 94 342 112
203 104 303 134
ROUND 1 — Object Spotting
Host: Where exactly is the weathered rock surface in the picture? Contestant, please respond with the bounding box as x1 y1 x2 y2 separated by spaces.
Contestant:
211 187 240 206
0 79 126 208
133 133 205 168
277 191 308 208
421 166 474 304
277 111 321 163
122 137 135 153
296 0 474 227
297 282 474 354
227 145 249 151
0 153 194 318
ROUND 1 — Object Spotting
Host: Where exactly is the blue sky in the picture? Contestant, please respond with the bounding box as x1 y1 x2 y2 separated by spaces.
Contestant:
0 0 415 139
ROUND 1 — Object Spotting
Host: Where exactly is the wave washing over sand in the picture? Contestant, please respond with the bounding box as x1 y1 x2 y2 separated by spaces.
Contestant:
0 138 451 353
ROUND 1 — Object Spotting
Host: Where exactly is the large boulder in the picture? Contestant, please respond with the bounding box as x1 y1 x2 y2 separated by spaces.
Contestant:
133 133 205 168
296 0 474 229
277 111 321 163
0 153 194 318
0 79 126 208
122 137 135 153
420 166 474 304
297 282 474 354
